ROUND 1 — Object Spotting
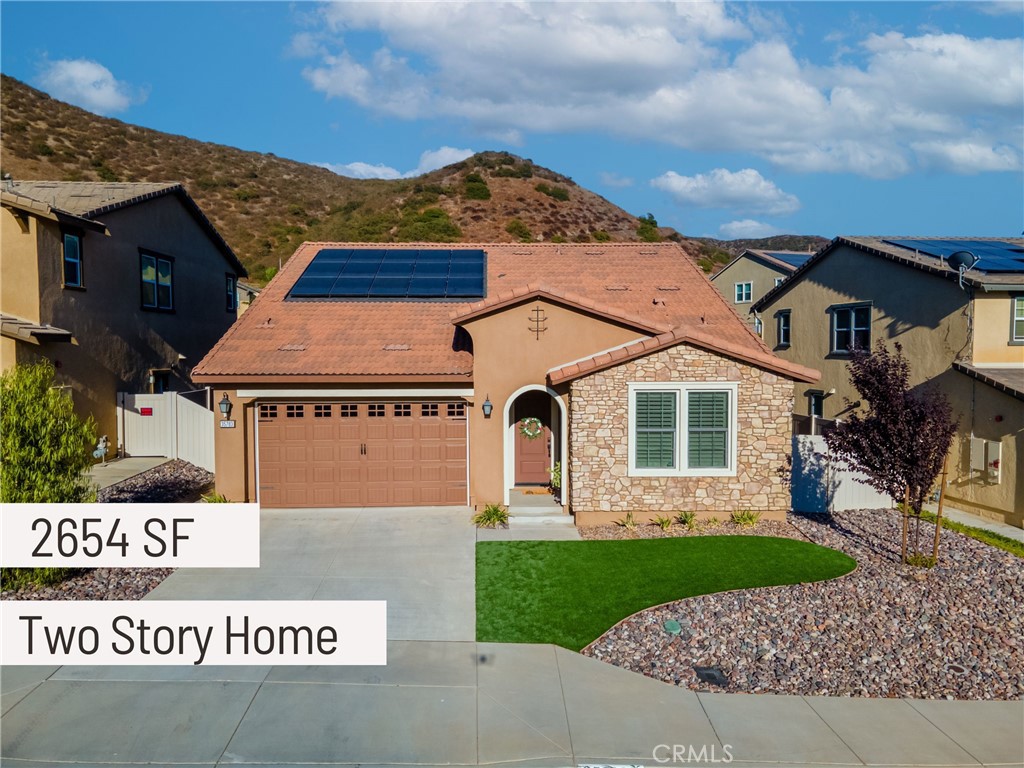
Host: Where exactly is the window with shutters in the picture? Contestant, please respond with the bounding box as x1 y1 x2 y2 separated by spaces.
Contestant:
628 382 737 476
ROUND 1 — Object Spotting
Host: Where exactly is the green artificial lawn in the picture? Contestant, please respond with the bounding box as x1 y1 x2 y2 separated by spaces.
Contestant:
476 536 856 651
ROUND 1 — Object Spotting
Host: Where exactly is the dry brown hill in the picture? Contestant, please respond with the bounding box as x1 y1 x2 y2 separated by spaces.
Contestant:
1 74 686 282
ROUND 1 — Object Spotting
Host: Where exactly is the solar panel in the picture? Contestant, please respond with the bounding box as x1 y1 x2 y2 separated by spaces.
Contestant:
883 239 1024 274
287 248 487 299
766 252 812 268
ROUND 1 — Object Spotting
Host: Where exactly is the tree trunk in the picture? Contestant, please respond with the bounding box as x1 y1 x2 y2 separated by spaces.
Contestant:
932 455 949 563
901 485 910 564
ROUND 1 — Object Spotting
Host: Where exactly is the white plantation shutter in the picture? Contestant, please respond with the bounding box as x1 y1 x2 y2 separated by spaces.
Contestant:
687 391 729 469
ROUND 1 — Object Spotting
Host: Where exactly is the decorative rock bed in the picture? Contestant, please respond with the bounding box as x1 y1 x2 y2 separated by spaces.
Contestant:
581 508 1024 700
1 460 212 601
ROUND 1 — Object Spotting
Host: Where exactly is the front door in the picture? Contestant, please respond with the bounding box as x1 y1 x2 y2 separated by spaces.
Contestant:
515 422 551 485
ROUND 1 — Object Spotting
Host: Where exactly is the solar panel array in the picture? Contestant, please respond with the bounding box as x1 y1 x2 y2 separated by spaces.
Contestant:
288 248 487 299
883 239 1024 274
766 252 813 268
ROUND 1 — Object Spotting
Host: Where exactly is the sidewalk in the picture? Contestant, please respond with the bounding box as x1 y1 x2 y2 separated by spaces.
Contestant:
86 456 169 490
3 642 1021 766
923 500 1024 543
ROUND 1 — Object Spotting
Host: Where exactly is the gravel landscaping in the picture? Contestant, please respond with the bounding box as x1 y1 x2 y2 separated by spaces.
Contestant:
2 460 212 601
581 508 1024 700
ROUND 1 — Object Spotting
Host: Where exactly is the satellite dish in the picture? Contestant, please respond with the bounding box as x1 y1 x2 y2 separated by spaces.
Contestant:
946 250 978 291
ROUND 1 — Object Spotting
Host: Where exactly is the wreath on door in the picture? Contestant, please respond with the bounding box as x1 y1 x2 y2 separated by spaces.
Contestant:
518 417 544 440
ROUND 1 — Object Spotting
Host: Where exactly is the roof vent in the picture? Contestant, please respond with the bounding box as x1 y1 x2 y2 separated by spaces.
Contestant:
382 344 411 351
585 250 605 256
604 285 629 291
256 318 275 328
639 250 659 255
657 286 680 291
278 343 306 351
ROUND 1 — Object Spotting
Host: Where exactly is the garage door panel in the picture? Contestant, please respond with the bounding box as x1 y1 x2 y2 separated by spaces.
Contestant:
258 401 467 508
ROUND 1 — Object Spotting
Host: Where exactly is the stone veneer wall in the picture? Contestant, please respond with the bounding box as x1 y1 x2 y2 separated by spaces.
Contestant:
569 344 794 524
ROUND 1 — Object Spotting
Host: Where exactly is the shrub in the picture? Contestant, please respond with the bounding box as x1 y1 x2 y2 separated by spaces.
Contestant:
464 176 491 200
1 361 97 591
505 218 532 242
703 516 721 529
201 491 231 503
592 230 611 242
234 188 260 202
550 235 566 243
676 511 697 529
548 461 562 490
96 165 118 182
614 511 638 531
535 183 569 201
30 138 54 157
395 207 462 242
637 213 661 242
473 504 509 528
730 510 762 528
653 515 674 531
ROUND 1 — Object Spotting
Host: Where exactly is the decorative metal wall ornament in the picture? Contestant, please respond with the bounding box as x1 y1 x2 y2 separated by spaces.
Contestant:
529 305 548 340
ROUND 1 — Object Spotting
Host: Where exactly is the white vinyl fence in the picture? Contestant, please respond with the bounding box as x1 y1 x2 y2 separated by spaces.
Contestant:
117 391 215 472
791 435 890 514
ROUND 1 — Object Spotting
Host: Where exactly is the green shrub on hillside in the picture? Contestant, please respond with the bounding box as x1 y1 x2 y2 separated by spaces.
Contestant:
464 173 491 200
505 218 532 242
395 208 462 242
535 183 569 201
592 230 611 242
637 213 661 242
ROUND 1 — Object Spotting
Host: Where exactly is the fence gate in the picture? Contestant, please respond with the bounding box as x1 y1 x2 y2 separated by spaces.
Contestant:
791 435 890 513
117 391 215 472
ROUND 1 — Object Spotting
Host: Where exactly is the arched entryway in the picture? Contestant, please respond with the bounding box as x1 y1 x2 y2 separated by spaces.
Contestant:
502 385 567 505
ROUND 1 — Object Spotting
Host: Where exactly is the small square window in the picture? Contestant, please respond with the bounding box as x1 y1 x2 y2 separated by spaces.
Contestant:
314 404 332 418
831 303 871 354
447 402 466 419
774 277 785 288
421 403 439 417
259 404 277 419
394 403 412 417
286 404 304 418
734 282 752 303
339 404 358 418
63 233 82 287
368 404 386 417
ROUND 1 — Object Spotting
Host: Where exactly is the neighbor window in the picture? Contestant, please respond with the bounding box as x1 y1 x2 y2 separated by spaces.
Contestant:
226 275 237 312
830 303 871 354
1012 296 1024 343
753 317 763 337
628 383 737 476
809 391 824 418
141 252 174 310
62 232 82 287
774 277 785 288
734 282 752 303
777 310 792 347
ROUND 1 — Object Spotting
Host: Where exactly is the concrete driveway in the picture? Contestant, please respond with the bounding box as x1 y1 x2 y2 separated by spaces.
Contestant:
3 506 1023 766
147 506 476 640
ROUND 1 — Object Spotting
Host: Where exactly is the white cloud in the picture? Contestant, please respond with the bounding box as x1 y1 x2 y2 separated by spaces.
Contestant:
652 168 800 215
297 4 1022 178
37 58 143 115
599 172 634 188
974 1 1024 16
318 146 474 180
718 219 783 239
911 140 1021 173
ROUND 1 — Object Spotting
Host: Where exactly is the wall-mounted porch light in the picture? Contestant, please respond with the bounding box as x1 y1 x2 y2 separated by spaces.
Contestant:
482 394 493 418
219 393 233 419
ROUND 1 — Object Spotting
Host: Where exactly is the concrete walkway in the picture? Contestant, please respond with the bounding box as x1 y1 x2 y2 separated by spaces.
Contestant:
923 501 1024 543
2 507 1021 766
87 455 169 489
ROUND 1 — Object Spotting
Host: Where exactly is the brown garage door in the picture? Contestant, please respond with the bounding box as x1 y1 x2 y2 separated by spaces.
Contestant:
257 401 468 508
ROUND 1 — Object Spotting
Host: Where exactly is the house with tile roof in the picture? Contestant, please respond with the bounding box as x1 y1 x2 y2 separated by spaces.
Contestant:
194 241 818 523
710 249 814 333
752 236 1024 528
1 181 246 449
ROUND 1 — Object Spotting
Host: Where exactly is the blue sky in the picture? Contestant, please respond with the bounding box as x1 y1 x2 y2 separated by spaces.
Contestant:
2 1 1021 239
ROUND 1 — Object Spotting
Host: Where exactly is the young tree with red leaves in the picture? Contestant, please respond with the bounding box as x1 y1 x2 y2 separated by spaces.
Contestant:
824 342 958 565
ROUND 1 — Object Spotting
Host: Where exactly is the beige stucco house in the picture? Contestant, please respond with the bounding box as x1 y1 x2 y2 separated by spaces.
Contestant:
194 242 818 524
710 249 813 332
1 181 246 448
753 236 1023 528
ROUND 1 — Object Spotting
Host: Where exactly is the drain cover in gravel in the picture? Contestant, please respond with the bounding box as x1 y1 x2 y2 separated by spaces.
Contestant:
694 666 729 686
663 620 682 635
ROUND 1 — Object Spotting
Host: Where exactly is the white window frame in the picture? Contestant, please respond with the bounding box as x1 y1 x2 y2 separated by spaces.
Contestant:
830 302 871 354
774 277 785 288
627 381 738 478
1011 295 1024 344
777 310 792 347
734 282 752 304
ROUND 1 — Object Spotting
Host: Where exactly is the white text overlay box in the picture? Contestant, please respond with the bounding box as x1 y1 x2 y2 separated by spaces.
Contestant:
0 503 260 567
1 601 387 666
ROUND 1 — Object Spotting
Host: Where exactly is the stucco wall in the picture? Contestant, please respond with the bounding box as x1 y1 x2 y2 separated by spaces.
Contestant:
972 291 1023 365
1 196 240 451
569 343 794 524
711 257 788 327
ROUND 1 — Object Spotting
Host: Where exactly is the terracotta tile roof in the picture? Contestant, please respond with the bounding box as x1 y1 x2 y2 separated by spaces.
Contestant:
194 241 778 382
3 181 246 277
450 283 672 334
547 327 820 385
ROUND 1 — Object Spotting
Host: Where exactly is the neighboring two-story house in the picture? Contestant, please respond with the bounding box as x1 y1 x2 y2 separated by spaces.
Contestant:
1 181 246 449
710 249 814 332
753 236 1023 528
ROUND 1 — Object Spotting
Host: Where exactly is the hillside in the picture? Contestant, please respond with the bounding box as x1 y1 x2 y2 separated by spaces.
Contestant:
1 75 670 281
